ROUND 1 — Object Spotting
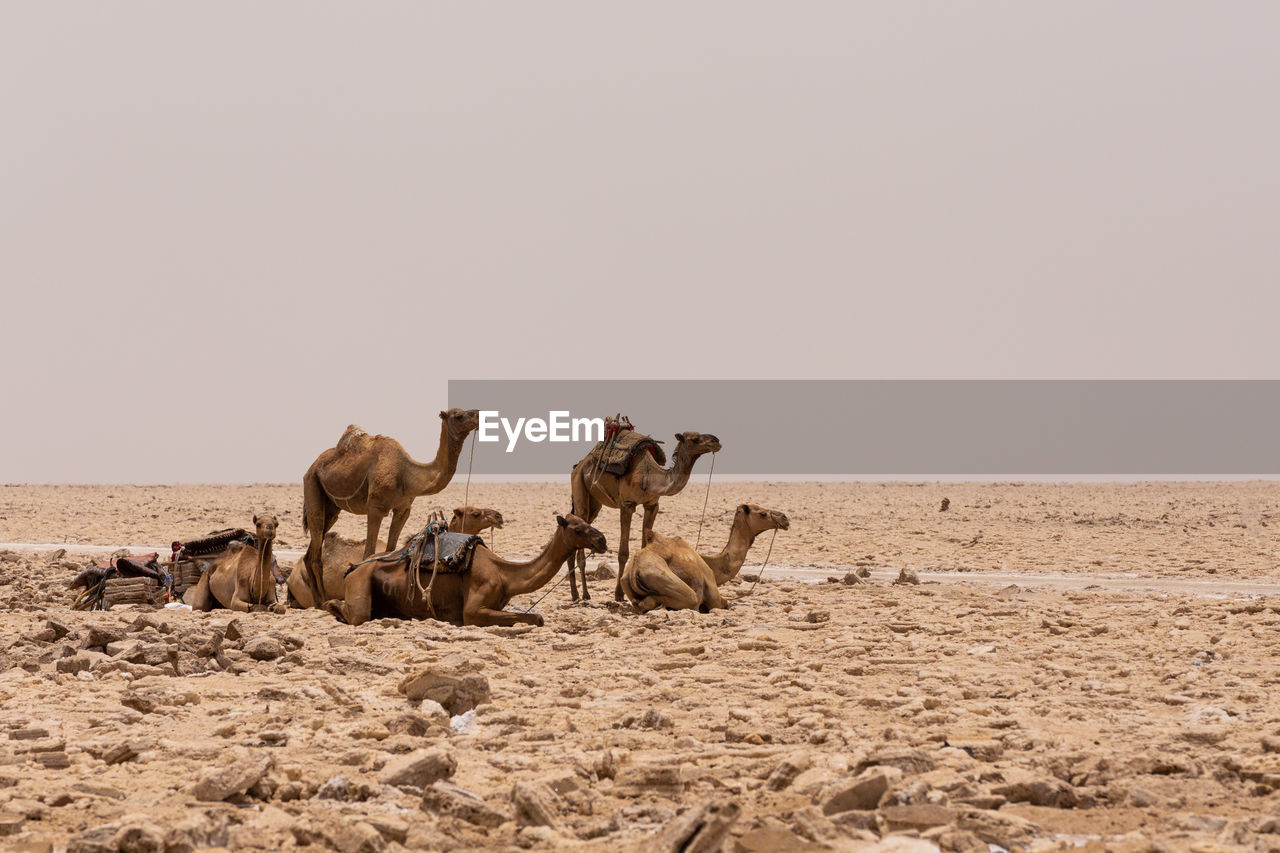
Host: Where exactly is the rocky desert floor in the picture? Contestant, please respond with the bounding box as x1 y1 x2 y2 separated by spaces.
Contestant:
0 482 1279 852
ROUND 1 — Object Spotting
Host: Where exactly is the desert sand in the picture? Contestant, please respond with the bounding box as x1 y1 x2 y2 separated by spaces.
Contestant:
0 482 1278 852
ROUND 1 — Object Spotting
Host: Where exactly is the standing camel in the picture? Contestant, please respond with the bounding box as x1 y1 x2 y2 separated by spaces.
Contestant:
287 505 504 609
185 514 279 612
329 514 607 627
569 431 721 602
300 409 480 605
620 503 789 612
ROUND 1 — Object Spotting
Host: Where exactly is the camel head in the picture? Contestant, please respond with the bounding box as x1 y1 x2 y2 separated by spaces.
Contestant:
673 431 722 456
557 514 607 554
439 408 481 443
252 513 279 543
735 504 790 536
452 506 504 534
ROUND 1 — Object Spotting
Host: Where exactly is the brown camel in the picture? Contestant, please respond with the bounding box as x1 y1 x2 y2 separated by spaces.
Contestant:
328 514 606 627
620 504 789 612
300 409 480 606
569 431 721 603
286 505 504 609
185 514 279 612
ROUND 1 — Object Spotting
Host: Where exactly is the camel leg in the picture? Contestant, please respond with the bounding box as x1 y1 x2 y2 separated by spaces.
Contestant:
364 510 388 558
616 502 637 601
463 606 544 628
641 501 658 547
385 506 412 552
184 571 216 612
327 566 372 626
302 474 337 606
568 472 589 603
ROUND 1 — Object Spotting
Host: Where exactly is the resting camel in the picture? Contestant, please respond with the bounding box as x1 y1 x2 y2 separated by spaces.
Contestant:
569 431 721 603
620 504 790 612
185 514 279 612
300 409 480 606
328 514 606 628
286 505 504 609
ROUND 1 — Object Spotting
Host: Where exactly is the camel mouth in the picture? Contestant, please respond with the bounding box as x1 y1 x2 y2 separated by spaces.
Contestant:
587 536 607 554
773 514 791 531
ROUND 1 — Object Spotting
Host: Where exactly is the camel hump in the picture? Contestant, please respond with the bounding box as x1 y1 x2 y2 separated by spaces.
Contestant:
337 424 369 453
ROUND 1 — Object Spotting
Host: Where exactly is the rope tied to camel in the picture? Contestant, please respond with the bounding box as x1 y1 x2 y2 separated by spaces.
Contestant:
745 528 778 595
693 451 716 551
462 430 476 507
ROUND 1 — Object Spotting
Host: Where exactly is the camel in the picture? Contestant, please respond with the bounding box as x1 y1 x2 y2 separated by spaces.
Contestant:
569 431 721 603
185 514 279 612
286 505 504 609
328 514 606 628
620 504 790 612
300 408 480 606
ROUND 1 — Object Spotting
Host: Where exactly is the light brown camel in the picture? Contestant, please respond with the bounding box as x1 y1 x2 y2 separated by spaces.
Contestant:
185 514 279 612
286 505 504 609
568 431 721 603
620 504 790 612
328 514 606 627
300 408 480 606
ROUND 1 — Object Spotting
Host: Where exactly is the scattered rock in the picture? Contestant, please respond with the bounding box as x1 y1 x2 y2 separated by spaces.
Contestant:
398 667 491 715
243 636 285 661
192 752 272 802
377 748 457 789
822 766 902 813
420 782 509 827
894 568 920 585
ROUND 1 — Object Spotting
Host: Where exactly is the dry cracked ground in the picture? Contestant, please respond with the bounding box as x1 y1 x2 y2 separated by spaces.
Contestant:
0 483 1279 851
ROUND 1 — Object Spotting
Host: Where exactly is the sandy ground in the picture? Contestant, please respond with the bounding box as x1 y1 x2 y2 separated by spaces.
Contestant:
1 483 1279 852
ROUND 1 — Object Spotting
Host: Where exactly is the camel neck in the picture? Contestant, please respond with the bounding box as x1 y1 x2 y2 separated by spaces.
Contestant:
493 529 575 597
656 445 701 496
405 422 465 495
253 538 275 603
702 518 758 586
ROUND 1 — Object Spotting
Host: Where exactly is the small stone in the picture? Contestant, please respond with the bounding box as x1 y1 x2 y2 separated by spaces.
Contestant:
841 572 865 586
512 781 560 828
84 623 125 649
879 804 955 831
1129 786 1158 807
766 753 812 791
1262 735 1280 753
192 752 271 801
67 825 118 853
243 636 284 661
114 823 165 853
735 826 825 852
615 764 685 798
377 748 457 789
331 821 385 853
317 776 352 801
0 812 25 836
822 767 902 813
894 568 920 585
421 782 509 827
398 669 491 715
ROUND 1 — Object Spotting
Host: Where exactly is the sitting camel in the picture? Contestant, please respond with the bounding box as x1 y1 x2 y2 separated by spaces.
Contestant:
328 514 606 627
287 506 503 609
620 504 789 612
185 514 279 612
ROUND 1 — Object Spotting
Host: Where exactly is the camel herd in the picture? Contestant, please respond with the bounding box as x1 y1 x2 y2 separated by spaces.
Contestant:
189 409 789 628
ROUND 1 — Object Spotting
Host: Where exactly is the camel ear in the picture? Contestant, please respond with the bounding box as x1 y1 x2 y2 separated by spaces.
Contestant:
253 514 259 524
675 432 686 442
439 411 446 419
556 515 568 527
738 504 750 515
452 508 463 519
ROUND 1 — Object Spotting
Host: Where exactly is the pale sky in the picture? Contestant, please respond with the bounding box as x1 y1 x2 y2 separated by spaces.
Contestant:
2 3 1277 482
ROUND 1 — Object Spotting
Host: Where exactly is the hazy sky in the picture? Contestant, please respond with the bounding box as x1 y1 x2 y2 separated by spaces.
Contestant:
2 3 1278 482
